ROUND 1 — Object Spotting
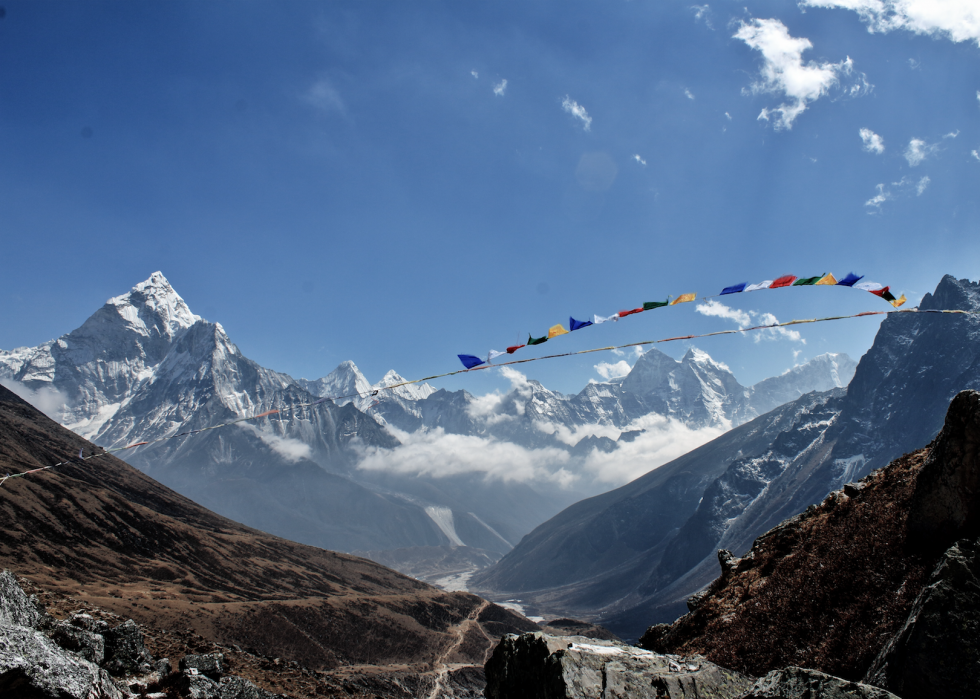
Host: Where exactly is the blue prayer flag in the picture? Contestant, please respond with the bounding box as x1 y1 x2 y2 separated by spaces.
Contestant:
457 354 486 369
569 316 593 331
837 272 864 287
721 283 747 295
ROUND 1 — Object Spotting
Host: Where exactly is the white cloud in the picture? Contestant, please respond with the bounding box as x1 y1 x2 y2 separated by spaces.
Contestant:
0 379 69 420
908 58 921 70
866 182 891 210
972 149 980 161
944 130 960 139
860 127 885 154
303 78 346 115
471 70 479 79
916 175 931 195
493 79 508 96
356 425 576 486
905 137 938 166
239 423 312 463
865 176 931 211
734 18 864 129
696 299 752 327
633 154 647 165
594 360 632 380
581 414 726 485
756 312 804 344
725 112 733 120
801 0 980 46
562 96 592 131
692 4 713 28
684 88 696 100
977 91 980 107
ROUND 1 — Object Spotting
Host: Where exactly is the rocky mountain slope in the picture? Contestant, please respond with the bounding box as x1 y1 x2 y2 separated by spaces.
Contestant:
472 275 980 640
0 272 852 564
640 389 980 698
0 383 538 691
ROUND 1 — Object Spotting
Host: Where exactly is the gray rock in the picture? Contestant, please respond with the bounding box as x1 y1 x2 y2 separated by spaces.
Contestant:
50 619 106 665
220 675 279 699
181 672 222 699
103 619 154 676
155 656 173 677
0 569 44 629
180 652 225 680
740 667 899 698
484 632 751 699
68 611 110 635
864 538 980 698
0 623 124 698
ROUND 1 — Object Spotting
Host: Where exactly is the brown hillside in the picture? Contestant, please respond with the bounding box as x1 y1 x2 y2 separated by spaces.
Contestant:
0 384 536 677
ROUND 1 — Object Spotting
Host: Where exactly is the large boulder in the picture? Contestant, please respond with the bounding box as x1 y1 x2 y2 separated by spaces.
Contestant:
741 667 899 698
484 632 751 699
180 652 225 681
50 620 106 665
864 537 980 698
219 675 279 699
103 618 154 676
0 623 124 699
0 569 45 629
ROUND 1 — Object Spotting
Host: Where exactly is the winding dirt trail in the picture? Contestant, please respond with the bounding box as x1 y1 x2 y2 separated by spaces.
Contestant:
425 599 491 699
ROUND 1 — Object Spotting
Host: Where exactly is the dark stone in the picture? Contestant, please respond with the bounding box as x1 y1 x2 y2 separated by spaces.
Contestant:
155 656 173 677
484 632 751 699
180 652 225 680
180 671 222 699
50 619 106 665
843 482 866 497
220 675 279 699
68 611 109 634
865 538 980 698
103 618 154 676
0 569 44 629
742 666 899 698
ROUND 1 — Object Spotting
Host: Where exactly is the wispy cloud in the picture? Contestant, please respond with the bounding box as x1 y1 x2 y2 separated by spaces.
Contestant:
594 360 632 380
239 423 313 463
493 78 508 96
944 130 960 139
800 0 980 46
562 96 592 131
695 300 804 343
303 78 346 115
725 112 732 120
684 88 696 100
917 175 931 195
972 149 980 161
0 378 69 420
692 4 713 29
735 18 866 129
905 137 938 166
633 154 647 165
471 70 479 79
860 127 885 154
865 176 932 212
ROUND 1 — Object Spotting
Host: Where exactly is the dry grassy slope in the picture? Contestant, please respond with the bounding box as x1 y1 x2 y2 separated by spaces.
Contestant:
0 384 537 673
642 447 937 681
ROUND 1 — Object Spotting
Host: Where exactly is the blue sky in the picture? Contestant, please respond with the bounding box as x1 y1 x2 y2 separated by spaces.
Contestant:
2 1 978 396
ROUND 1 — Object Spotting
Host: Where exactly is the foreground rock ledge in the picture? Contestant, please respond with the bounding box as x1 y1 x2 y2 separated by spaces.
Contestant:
484 632 751 699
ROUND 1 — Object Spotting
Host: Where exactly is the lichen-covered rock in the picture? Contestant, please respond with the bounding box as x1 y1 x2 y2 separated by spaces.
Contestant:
0 569 45 629
103 619 154 676
50 619 106 665
181 672 222 699
180 652 225 680
0 623 124 698
740 667 899 698
485 632 751 699
864 537 980 698
68 611 110 635
220 675 279 699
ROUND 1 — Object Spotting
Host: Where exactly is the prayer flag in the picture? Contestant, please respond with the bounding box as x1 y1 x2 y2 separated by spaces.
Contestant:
670 293 696 305
528 334 548 345
618 307 644 317
594 313 619 324
548 324 570 338
816 273 837 286
487 350 507 362
458 355 486 369
643 300 669 310
745 280 772 291
869 286 890 298
890 294 907 308
770 275 797 288
506 344 526 354
837 273 864 287
721 283 747 295
855 281 883 292
569 316 593 331
793 275 823 286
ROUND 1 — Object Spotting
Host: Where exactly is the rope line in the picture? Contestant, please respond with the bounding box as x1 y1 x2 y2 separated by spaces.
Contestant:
1 306 973 488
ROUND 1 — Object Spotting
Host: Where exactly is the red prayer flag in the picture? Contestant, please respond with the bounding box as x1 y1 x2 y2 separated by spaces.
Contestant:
869 286 890 298
770 275 797 288
506 344 526 354
618 307 644 317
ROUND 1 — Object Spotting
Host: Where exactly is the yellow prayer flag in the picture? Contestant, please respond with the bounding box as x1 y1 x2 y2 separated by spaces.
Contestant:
815 273 837 286
548 324 570 338
890 294 907 308
669 293 696 306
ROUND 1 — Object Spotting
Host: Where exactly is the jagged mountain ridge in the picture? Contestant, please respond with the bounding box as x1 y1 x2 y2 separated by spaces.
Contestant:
473 275 980 641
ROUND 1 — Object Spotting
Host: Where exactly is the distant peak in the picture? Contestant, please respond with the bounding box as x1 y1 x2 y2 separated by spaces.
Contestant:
106 272 200 332
682 347 730 372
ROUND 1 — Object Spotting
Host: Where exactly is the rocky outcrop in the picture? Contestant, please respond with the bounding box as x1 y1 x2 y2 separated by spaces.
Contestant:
741 667 899 698
864 537 980 698
484 632 751 699
180 653 225 681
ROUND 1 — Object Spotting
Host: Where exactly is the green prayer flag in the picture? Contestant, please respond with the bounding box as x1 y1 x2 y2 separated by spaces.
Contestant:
528 334 548 346
793 275 824 286
643 300 669 310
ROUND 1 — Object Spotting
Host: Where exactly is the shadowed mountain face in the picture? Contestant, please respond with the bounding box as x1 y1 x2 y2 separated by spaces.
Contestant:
0 384 537 671
472 275 980 641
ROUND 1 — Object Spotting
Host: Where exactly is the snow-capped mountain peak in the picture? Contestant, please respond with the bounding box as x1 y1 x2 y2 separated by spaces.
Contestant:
104 271 201 339
372 369 436 401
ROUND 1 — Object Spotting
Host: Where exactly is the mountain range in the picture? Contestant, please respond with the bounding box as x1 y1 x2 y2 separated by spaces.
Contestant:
0 272 854 568
470 274 980 640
